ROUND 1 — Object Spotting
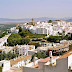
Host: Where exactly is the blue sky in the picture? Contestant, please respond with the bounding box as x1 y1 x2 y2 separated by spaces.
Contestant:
0 0 72 19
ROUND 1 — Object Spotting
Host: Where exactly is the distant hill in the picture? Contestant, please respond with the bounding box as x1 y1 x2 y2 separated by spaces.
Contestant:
61 17 72 22
0 17 57 24
66 19 72 22
0 18 31 21
0 17 57 22
0 17 72 24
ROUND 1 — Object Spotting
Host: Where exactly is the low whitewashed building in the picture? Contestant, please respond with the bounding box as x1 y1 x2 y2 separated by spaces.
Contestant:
10 27 19 34
10 55 31 68
0 60 10 72
0 46 14 54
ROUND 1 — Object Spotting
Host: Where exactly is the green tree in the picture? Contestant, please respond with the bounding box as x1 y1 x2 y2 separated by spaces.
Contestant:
32 52 47 60
19 27 22 32
0 66 2 72
0 54 3 61
47 36 62 43
7 34 30 46
19 29 32 37
0 31 8 38
35 43 40 49
2 51 7 60
48 20 52 23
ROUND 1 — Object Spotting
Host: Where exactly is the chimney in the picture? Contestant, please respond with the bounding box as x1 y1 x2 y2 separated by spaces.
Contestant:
49 51 53 64
26 45 28 56
34 57 37 65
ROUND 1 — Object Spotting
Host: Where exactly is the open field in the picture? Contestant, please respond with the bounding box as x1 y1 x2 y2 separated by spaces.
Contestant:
0 24 16 34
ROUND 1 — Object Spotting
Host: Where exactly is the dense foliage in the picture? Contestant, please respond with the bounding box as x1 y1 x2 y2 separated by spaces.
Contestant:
32 52 47 61
19 29 46 38
0 52 19 61
47 34 72 43
48 20 52 23
0 31 8 38
7 34 30 46
7 29 47 46
0 66 2 72
47 36 62 43
19 29 32 37
19 27 22 32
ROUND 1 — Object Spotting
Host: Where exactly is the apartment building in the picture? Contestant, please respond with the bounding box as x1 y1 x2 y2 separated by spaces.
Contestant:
12 45 35 55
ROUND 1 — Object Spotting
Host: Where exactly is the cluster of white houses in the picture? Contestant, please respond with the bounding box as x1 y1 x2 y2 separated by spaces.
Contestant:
1 50 72 72
0 40 71 56
0 40 71 72
0 45 36 55
16 20 72 36
0 20 72 72
0 40 72 72
0 55 31 72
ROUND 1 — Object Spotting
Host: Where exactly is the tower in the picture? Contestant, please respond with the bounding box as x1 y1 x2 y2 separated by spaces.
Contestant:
32 18 35 25
32 18 34 23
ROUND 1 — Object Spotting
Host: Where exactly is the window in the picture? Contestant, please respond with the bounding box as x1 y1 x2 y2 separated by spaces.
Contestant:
2 64 4 67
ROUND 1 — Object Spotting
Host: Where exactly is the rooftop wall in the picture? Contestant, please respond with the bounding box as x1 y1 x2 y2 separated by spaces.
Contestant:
22 67 43 72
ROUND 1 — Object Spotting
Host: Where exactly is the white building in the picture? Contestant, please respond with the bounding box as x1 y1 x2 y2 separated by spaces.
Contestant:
0 34 11 47
0 46 14 54
0 60 10 72
12 45 35 56
10 27 19 34
10 55 31 68
21 20 72 36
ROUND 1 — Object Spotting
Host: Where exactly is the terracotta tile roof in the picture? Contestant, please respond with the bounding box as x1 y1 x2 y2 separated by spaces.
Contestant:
57 53 72 60
10 55 31 66
39 56 56 63
49 44 69 50
0 49 3 51
30 64 38 68
13 46 18 49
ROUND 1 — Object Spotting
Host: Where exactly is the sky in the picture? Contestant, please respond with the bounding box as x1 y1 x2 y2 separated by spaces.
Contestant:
0 0 72 19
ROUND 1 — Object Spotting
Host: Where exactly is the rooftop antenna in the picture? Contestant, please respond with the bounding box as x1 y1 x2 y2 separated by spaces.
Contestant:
49 51 53 64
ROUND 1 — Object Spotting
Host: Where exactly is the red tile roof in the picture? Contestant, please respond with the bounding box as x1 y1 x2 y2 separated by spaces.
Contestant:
57 53 72 60
30 64 38 68
39 56 57 63
39 53 72 63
